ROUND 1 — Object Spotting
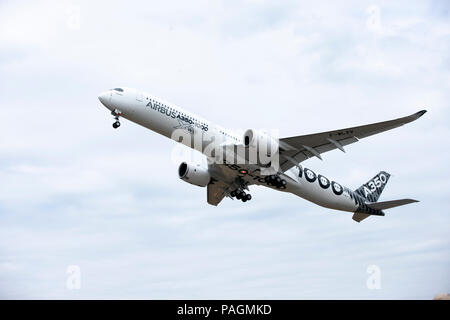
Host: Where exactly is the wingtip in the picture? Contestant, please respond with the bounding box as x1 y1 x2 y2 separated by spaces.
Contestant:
407 109 427 121
415 109 427 118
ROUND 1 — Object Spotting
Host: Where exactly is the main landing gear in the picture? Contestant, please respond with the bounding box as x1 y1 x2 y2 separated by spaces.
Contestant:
230 189 252 202
264 175 287 188
111 109 121 129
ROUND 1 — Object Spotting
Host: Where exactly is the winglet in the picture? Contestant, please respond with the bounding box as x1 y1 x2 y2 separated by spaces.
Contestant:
400 109 427 125
412 109 427 119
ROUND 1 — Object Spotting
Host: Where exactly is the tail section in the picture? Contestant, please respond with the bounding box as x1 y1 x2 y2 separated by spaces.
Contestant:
354 171 391 202
351 172 419 223
352 199 419 222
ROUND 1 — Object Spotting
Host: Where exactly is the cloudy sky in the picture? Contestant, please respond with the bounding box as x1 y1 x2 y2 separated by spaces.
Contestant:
0 0 449 299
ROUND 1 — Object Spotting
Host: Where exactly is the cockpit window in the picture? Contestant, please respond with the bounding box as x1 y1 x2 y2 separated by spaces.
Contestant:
112 88 124 92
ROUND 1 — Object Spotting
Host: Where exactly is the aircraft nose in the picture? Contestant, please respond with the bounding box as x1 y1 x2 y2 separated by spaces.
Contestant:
98 91 112 109
98 91 112 110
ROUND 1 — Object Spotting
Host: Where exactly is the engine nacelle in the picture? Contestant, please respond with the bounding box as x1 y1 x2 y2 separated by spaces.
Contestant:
243 129 279 166
178 162 211 187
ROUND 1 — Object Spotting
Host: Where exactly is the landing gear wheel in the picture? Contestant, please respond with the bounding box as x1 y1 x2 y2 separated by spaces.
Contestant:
230 190 236 197
268 175 276 186
111 109 122 129
245 194 252 201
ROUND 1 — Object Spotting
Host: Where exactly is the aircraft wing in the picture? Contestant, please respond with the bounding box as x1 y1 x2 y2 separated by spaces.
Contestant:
206 161 258 206
206 179 229 206
278 110 426 172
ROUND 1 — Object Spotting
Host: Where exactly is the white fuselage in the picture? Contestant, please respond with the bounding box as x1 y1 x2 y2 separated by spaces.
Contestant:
99 87 359 213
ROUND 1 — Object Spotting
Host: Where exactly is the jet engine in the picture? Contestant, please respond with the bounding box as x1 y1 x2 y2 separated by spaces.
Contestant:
178 162 211 187
243 129 279 167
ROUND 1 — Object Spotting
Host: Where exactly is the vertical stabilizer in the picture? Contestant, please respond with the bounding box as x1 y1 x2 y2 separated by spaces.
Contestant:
354 171 390 202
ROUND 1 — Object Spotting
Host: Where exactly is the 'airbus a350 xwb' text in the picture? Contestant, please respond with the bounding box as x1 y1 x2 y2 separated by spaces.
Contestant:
98 87 426 222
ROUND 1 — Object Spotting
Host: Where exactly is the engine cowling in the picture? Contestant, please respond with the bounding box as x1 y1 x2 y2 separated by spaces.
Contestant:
178 162 211 187
243 129 279 166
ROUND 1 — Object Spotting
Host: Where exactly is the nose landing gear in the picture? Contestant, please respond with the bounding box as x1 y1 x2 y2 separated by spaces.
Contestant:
111 109 122 129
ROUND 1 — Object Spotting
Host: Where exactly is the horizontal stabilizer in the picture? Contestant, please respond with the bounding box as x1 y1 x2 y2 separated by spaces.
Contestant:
352 212 371 223
366 199 419 210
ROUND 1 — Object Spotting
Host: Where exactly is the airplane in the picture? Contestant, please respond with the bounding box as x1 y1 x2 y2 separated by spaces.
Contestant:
98 87 426 222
